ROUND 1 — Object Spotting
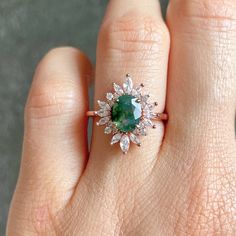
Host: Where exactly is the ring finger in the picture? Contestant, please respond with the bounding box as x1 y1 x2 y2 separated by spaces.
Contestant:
89 0 170 177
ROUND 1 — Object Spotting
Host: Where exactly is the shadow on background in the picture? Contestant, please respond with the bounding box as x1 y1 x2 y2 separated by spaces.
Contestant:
0 0 168 234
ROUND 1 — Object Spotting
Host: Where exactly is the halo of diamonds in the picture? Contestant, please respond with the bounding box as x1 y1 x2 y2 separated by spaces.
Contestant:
96 74 158 154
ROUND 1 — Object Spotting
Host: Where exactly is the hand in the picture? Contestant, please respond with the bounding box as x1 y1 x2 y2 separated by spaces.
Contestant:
7 0 236 235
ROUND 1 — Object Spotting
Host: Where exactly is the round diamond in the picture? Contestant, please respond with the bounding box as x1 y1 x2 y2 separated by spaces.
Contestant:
111 95 142 132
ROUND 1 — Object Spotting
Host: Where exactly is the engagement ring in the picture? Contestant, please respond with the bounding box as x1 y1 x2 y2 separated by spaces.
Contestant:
87 74 168 154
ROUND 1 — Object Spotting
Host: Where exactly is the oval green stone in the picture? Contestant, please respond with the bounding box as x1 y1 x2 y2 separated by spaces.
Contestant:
111 95 142 132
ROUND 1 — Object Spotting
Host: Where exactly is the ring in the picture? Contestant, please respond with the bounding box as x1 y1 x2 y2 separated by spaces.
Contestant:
87 74 168 154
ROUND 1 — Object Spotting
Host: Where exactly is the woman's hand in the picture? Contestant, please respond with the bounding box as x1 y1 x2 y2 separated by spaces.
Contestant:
7 0 236 235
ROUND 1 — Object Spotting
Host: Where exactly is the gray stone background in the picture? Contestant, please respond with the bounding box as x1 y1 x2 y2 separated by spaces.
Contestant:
0 0 168 234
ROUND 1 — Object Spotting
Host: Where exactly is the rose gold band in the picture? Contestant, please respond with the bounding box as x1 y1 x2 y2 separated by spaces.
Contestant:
86 111 168 121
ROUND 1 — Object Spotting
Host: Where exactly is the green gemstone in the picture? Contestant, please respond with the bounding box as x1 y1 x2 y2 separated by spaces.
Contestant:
111 95 142 132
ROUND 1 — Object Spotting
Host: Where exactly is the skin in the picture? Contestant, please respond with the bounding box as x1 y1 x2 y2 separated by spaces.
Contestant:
6 0 236 235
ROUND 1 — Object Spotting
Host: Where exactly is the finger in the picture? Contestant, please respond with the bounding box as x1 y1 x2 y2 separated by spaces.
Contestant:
7 47 92 234
152 1 236 234
67 2 170 233
166 0 236 154
90 0 170 166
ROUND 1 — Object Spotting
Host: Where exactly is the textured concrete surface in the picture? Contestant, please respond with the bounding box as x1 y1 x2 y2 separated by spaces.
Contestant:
0 0 168 234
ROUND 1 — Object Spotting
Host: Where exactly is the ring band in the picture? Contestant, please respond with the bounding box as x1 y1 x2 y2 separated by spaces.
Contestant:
87 111 168 121
87 74 168 154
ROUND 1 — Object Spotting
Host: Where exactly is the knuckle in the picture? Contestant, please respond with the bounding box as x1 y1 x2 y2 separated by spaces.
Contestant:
25 78 78 121
26 81 77 121
25 47 86 121
170 0 236 31
99 14 170 57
